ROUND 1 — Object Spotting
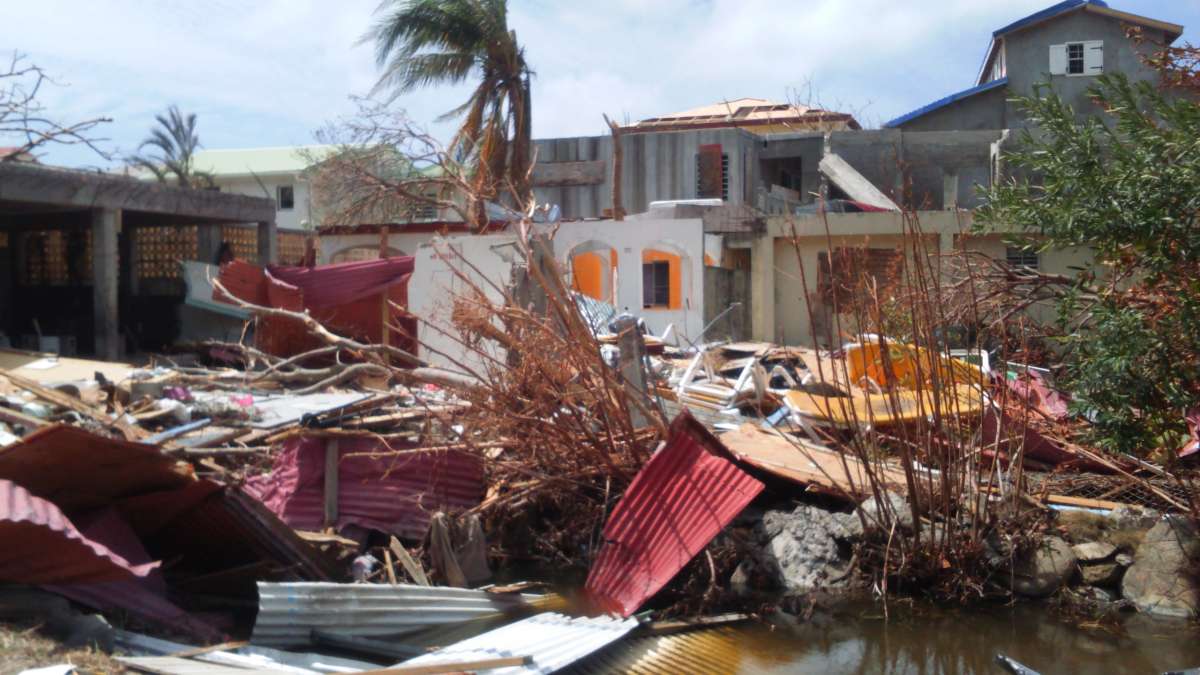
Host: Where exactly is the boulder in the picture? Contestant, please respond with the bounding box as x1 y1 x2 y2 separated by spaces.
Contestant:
1122 517 1200 618
1107 504 1160 530
1009 536 1077 598
1072 541 1116 563
1080 562 1123 587
1115 552 1135 567
744 504 857 595
859 491 914 531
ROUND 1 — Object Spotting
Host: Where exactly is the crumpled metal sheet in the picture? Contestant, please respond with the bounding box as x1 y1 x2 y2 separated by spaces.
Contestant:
251 581 544 648
394 612 638 674
0 479 157 585
585 413 764 617
243 435 484 540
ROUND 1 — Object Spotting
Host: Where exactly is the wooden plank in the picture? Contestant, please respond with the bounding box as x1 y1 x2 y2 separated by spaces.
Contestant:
324 438 339 527
531 160 605 187
390 535 430 586
0 404 49 430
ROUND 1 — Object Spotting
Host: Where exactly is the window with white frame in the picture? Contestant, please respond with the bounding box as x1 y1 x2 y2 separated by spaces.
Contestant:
1050 41 1102 76
1005 246 1040 270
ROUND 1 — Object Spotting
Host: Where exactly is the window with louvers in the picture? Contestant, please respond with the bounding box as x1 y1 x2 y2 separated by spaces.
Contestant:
696 144 728 201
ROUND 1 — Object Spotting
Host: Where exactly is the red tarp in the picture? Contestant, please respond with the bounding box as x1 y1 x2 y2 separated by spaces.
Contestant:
216 257 418 358
585 413 764 617
243 435 485 540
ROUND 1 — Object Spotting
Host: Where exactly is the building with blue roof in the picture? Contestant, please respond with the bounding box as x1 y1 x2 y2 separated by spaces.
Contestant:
886 0 1182 130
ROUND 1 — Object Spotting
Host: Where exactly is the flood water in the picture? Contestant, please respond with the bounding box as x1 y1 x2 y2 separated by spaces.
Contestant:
707 602 1200 674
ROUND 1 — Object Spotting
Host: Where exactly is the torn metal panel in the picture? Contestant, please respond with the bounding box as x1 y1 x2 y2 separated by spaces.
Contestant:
251 581 543 648
585 413 764 617
818 153 900 211
0 479 157 584
394 612 638 674
243 435 483 540
0 424 193 513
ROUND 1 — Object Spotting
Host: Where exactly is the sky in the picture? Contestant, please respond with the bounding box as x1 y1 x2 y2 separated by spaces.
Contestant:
3 0 1199 168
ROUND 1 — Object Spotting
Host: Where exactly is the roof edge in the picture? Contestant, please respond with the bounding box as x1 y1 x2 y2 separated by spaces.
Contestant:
884 78 1008 129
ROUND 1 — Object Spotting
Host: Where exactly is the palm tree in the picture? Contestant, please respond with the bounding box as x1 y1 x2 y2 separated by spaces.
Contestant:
365 0 533 214
130 105 211 188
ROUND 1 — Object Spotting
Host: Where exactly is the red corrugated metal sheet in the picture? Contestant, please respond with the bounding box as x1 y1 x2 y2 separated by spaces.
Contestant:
244 435 484 540
215 257 417 359
0 424 334 636
0 479 158 584
585 413 764 617
0 425 193 513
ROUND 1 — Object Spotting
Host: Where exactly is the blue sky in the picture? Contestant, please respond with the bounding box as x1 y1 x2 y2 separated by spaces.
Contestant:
3 0 1198 168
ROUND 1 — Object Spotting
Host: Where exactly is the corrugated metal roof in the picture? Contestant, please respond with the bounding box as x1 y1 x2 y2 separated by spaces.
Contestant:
0 424 193 514
394 612 638 674
883 78 1008 129
563 625 763 674
0 479 157 584
243 435 483 540
191 145 342 177
251 582 544 647
584 413 764 617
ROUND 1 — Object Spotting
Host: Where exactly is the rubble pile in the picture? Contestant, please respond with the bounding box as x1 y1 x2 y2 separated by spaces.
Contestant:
2 232 1198 673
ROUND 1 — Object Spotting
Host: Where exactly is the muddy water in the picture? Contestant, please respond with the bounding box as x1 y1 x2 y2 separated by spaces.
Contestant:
719 602 1200 674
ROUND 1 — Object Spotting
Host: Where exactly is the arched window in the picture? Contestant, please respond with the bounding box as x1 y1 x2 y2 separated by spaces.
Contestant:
566 241 618 303
329 245 406 264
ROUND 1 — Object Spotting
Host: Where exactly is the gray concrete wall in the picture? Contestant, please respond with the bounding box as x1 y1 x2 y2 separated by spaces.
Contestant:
1004 11 1170 125
893 86 1009 132
533 128 761 219
829 129 1000 210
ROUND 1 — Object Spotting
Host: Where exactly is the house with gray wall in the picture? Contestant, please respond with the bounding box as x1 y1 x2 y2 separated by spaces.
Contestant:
885 0 1181 131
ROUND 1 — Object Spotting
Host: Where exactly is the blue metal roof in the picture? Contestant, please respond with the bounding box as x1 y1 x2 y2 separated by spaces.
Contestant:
992 0 1107 38
884 77 1008 129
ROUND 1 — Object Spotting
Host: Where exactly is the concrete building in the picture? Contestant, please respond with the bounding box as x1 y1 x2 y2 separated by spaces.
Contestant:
0 161 276 359
192 145 340 231
885 0 1182 131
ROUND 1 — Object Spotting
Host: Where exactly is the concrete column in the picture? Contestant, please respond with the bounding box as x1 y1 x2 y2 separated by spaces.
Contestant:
91 208 120 360
256 220 277 265
943 170 959 210
750 234 776 343
197 223 223 265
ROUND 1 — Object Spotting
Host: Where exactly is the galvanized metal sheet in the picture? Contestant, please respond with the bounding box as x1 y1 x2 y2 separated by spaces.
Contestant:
563 625 762 674
394 612 638 674
252 582 543 647
585 413 763 617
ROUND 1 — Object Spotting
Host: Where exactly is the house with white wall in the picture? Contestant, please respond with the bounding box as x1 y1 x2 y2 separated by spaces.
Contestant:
192 146 341 231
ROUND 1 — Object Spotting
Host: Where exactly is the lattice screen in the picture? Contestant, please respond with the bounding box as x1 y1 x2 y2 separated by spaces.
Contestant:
135 225 198 280
21 229 92 285
278 231 310 266
222 225 259 264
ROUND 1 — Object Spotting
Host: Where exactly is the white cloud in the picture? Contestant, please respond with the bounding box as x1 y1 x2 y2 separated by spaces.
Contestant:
1 0 1194 167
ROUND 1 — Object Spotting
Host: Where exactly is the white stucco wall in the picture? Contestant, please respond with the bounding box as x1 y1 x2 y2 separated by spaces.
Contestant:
317 231 444 265
213 174 311 230
409 234 521 375
550 215 706 343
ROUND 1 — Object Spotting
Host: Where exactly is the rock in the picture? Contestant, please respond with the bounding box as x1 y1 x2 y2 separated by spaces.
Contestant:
1072 541 1116 563
1122 516 1200 618
1009 536 1077 598
1107 504 1160 530
858 491 914 531
1080 562 1124 587
751 504 856 595
1115 552 1134 567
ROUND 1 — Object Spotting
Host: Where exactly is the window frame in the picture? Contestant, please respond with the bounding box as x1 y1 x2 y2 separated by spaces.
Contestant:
276 184 295 211
1005 246 1040 270
642 260 671 308
1066 42 1085 75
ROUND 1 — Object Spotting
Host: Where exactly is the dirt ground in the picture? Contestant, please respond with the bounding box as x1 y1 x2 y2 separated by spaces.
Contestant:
0 622 123 675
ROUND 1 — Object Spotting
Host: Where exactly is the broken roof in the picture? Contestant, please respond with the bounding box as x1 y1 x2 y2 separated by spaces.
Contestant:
629 97 860 133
